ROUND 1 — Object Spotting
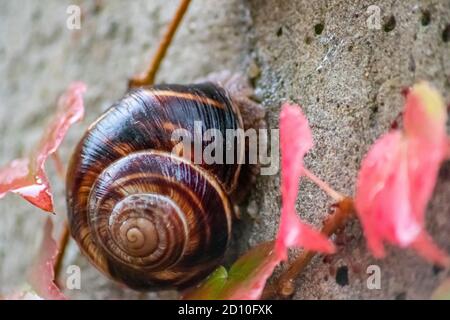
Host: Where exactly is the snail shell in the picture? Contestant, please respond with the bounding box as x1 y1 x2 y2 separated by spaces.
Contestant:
66 77 265 290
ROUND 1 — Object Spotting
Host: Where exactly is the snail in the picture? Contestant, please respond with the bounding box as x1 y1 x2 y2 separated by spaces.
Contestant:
66 72 266 291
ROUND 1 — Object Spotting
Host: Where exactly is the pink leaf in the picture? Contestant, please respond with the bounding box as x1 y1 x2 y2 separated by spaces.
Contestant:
0 82 86 212
185 103 336 300
355 82 449 266
27 218 66 300
0 158 53 212
275 103 335 260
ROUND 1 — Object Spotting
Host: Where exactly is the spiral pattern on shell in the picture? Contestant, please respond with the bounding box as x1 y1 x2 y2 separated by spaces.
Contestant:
66 83 245 290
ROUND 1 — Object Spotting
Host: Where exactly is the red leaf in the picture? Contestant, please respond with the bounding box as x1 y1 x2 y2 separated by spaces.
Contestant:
0 158 52 211
275 103 335 260
355 82 449 266
0 82 86 212
185 103 336 300
27 218 66 300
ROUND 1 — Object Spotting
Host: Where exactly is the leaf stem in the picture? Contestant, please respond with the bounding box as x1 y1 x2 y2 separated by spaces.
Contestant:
128 0 192 88
262 197 355 299
49 151 71 286
303 167 345 202
54 222 70 286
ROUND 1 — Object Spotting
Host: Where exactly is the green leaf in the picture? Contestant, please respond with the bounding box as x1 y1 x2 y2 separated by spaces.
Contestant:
183 241 278 300
431 278 450 300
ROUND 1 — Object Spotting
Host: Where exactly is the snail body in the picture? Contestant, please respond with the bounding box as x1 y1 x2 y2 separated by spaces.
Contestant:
66 73 265 290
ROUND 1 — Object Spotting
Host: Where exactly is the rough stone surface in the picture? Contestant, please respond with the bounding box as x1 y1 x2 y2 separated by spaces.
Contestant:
0 0 449 299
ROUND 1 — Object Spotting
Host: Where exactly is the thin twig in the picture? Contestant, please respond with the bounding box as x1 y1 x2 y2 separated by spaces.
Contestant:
128 0 192 88
54 222 70 285
262 197 355 299
50 152 70 284
303 167 345 202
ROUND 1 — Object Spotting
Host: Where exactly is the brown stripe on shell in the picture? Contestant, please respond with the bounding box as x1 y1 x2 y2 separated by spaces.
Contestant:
89 172 210 269
66 82 243 290
74 151 232 290
145 89 225 109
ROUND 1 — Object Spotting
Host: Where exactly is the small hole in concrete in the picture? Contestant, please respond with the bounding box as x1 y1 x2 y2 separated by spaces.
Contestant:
276 26 283 37
432 265 444 275
439 161 450 181
314 23 324 35
372 105 379 114
421 10 431 26
305 36 312 45
442 24 450 42
383 15 396 32
335 266 349 286
409 55 416 72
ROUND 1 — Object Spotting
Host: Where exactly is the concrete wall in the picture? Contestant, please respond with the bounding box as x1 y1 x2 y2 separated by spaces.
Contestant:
0 0 449 299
